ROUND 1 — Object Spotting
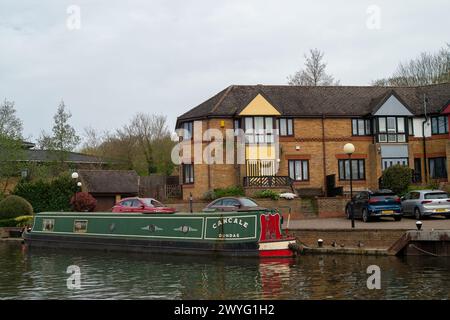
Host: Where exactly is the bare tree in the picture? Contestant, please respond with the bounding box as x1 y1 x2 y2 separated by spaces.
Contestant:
82 113 175 175
0 99 23 140
125 113 171 174
81 126 106 155
0 99 24 193
288 48 340 86
372 44 450 86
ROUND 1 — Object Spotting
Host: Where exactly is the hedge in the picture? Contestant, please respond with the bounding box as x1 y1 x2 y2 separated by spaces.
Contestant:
0 195 34 219
203 186 245 200
253 189 280 200
13 175 78 213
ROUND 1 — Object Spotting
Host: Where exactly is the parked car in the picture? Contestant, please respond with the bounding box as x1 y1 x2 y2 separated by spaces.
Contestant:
401 190 450 219
202 197 267 212
345 189 402 222
112 197 176 213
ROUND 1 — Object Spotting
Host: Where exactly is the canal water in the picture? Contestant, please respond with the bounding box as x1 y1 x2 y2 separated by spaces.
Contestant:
0 241 449 300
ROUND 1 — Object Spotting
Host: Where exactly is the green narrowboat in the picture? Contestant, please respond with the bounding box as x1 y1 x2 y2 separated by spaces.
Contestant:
23 210 297 258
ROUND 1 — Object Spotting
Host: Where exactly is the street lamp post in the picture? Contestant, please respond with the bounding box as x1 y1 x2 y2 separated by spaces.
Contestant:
343 143 355 229
71 172 79 211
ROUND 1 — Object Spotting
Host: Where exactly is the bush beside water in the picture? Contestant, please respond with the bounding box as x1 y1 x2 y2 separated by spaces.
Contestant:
0 195 34 219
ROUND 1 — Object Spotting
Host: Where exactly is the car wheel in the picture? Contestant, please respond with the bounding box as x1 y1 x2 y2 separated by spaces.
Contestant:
394 216 402 221
414 207 422 220
362 208 370 223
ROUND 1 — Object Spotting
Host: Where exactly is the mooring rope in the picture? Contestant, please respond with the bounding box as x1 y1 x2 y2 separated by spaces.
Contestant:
409 244 441 257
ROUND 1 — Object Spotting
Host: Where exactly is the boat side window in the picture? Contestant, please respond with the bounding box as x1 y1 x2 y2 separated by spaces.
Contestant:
43 219 55 232
73 220 88 233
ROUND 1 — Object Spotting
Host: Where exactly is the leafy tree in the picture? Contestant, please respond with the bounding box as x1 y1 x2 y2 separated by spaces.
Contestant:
288 48 340 86
38 100 81 152
36 101 81 174
381 165 413 195
373 44 450 86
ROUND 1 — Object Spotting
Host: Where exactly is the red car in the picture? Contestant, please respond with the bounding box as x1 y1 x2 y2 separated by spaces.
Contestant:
112 197 176 214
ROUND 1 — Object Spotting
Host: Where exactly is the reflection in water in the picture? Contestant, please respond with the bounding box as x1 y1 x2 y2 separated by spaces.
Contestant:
0 242 449 300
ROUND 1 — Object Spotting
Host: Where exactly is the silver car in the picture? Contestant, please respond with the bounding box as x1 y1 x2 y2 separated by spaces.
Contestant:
401 190 450 219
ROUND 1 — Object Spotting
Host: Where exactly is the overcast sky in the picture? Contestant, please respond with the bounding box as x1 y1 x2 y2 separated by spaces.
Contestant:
0 0 449 143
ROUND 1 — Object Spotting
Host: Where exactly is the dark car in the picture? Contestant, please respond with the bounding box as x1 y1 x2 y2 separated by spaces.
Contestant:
112 197 176 214
345 189 402 222
202 197 267 212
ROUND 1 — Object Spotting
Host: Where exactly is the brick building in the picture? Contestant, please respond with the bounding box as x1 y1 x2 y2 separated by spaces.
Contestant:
175 84 450 200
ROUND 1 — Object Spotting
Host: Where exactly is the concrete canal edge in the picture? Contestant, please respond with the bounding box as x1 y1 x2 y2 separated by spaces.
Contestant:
288 228 406 255
288 228 450 256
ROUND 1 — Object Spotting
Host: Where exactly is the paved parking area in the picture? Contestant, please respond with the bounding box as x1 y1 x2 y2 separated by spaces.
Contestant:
285 216 450 230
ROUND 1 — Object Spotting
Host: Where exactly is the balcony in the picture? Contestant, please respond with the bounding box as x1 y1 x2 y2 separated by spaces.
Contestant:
243 176 292 187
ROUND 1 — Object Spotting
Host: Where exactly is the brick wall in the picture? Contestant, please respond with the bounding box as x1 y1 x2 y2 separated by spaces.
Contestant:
180 118 238 200
317 197 347 218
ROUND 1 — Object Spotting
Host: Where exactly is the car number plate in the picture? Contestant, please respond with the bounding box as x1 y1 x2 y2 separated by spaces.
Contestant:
382 210 394 214
435 209 446 212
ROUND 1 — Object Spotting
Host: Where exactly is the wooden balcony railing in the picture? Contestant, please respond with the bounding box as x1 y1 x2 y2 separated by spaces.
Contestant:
243 176 292 188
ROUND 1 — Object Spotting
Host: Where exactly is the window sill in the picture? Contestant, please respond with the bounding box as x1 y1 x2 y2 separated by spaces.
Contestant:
182 184 195 188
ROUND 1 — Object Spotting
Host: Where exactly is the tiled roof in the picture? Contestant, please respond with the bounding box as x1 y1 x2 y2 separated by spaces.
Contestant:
22 149 110 164
78 170 139 194
177 83 450 124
